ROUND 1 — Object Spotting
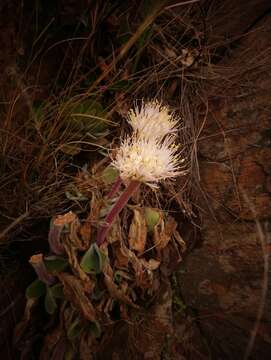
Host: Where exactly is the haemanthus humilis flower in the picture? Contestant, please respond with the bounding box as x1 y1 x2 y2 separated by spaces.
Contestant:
127 100 179 141
111 135 184 188
96 101 185 246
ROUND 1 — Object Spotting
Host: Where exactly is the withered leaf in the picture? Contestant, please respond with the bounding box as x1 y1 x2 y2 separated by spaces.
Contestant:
116 242 145 287
40 323 64 360
63 240 94 293
54 211 77 226
173 230 187 253
107 215 122 244
58 273 96 322
153 216 177 250
140 258 160 271
48 217 65 255
103 264 138 308
79 329 96 360
80 213 92 245
114 244 130 268
13 298 37 346
128 208 147 253
51 337 68 360
55 211 89 251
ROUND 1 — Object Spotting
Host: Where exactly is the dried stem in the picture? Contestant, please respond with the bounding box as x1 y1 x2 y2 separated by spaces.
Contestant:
96 180 140 246
29 254 55 285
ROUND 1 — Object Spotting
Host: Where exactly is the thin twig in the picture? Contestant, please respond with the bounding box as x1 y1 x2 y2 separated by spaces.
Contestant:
0 211 29 242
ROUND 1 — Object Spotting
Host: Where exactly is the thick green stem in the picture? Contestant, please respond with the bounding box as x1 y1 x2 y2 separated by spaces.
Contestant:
96 180 140 246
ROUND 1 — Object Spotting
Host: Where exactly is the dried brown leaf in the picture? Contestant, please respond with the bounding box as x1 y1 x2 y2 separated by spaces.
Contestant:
48 218 65 255
103 263 138 308
79 329 96 360
140 258 160 271
55 211 90 251
107 215 122 244
114 244 130 268
173 230 187 253
128 208 147 253
58 273 96 322
40 325 64 360
80 214 92 245
153 216 177 250
13 298 37 346
54 211 77 226
63 240 94 293
114 242 156 289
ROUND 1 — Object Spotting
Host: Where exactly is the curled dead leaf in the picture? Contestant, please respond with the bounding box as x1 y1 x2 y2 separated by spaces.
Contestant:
140 258 160 271
63 240 94 293
58 273 96 322
79 213 92 246
114 242 157 290
107 215 122 244
128 208 147 253
13 298 37 346
49 218 65 255
173 230 187 253
153 216 177 251
79 329 96 360
54 211 77 226
54 211 89 251
103 263 138 308
40 321 65 360
114 243 130 268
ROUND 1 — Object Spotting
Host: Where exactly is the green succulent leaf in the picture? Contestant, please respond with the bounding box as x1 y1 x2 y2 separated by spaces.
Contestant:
50 283 65 299
44 287 58 314
80 243 107 274
26 279 46 299
44 256 69 273
102 166 119 184
144 207 160 232
69 100 107 134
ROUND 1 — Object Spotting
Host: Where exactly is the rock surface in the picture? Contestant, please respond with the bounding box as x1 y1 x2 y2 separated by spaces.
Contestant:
179 9 271 359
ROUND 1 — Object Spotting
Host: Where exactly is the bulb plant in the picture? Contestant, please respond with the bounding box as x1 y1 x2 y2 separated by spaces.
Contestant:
19 100 187 359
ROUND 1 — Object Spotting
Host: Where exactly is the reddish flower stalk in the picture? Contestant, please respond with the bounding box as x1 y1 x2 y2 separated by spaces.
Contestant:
106 176 122 199
96 180 140 246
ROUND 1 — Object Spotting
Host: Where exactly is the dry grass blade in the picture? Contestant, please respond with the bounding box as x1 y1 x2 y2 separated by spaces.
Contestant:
242 191 270 360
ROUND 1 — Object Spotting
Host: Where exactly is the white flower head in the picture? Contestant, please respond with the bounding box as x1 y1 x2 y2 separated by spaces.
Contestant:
111 136 185 187
127 100 179 141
